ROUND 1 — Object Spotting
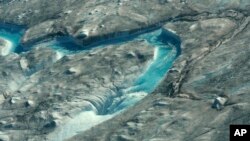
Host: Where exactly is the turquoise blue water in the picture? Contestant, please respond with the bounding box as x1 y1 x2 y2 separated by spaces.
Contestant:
128 30 177 93
0 24 181 112
30 36 83 54
107 30 180 113
0 23 25 53
0 23 181 140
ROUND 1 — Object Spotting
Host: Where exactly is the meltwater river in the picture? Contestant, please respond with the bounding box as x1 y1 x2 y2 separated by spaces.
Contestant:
0 23 181 141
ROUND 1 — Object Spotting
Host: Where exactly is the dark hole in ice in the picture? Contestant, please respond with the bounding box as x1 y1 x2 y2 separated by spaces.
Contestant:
43 121 57 129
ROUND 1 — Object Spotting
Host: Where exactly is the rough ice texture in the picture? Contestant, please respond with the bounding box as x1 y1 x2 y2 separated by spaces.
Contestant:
0 37 13 56
0 0 250 141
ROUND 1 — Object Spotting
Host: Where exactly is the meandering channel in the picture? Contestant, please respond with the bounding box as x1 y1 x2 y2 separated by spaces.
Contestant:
0 23 181 141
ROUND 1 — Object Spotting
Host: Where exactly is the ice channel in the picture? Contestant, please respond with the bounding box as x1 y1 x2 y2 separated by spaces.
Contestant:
0 23 181 141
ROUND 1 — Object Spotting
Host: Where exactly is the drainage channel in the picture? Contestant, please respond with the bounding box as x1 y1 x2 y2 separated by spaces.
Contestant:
0 23 181 141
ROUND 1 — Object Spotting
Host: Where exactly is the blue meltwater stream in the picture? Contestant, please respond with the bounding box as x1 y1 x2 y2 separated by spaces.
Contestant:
0 23 181 141
0 24 25 55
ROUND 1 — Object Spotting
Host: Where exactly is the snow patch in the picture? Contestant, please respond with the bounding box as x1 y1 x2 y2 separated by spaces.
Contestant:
47 111 113 141
189 23 198 31
20 57 28 69
54 51 64 61
0 37 13 56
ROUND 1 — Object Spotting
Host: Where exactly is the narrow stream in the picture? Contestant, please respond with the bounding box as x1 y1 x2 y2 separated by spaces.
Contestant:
0 23 181 141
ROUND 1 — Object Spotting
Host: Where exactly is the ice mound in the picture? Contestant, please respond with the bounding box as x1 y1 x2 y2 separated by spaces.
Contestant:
0 37 13 56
